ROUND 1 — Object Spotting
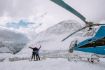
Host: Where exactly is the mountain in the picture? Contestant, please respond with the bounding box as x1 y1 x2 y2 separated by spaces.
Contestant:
46 20 81 34
0 27 29 54
19 20 91 56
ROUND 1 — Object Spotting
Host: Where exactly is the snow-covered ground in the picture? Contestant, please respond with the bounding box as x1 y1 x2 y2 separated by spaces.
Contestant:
0 58 105 70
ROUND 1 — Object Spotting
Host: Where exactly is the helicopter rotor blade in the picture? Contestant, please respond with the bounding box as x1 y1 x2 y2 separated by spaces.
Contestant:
62 26 87 41
51 0 86 23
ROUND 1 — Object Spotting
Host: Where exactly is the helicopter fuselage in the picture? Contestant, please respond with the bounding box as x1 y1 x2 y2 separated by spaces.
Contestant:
74 26 105 55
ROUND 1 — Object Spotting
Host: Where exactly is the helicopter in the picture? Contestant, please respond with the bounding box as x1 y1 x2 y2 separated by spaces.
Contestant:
74 26 105 55
51 0 105 61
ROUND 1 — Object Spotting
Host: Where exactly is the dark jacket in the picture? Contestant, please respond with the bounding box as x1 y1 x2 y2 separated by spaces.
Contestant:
29 46 41 54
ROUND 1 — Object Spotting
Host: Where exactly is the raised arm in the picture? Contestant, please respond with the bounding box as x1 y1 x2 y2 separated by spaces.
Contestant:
38 45 41 50
29 47 33 49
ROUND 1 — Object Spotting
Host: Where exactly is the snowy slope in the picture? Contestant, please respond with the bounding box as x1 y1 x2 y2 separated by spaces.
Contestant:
0 27 29 54
28 20 92 50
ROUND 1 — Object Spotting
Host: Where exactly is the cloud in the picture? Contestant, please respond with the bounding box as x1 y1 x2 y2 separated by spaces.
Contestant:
0 0 105 39
0 0 105 21
0 0 37 18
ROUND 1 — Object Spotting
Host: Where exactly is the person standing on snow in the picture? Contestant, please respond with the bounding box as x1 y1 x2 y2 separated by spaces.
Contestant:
29 45 41 61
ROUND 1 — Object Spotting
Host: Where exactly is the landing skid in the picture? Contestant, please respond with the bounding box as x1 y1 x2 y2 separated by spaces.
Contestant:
67 53 100 63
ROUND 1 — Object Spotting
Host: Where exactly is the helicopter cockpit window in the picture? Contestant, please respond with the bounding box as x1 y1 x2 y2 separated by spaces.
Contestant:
88 39 92 41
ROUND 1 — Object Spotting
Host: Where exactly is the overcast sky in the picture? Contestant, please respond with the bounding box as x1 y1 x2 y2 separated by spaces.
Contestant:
0 0 105 38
